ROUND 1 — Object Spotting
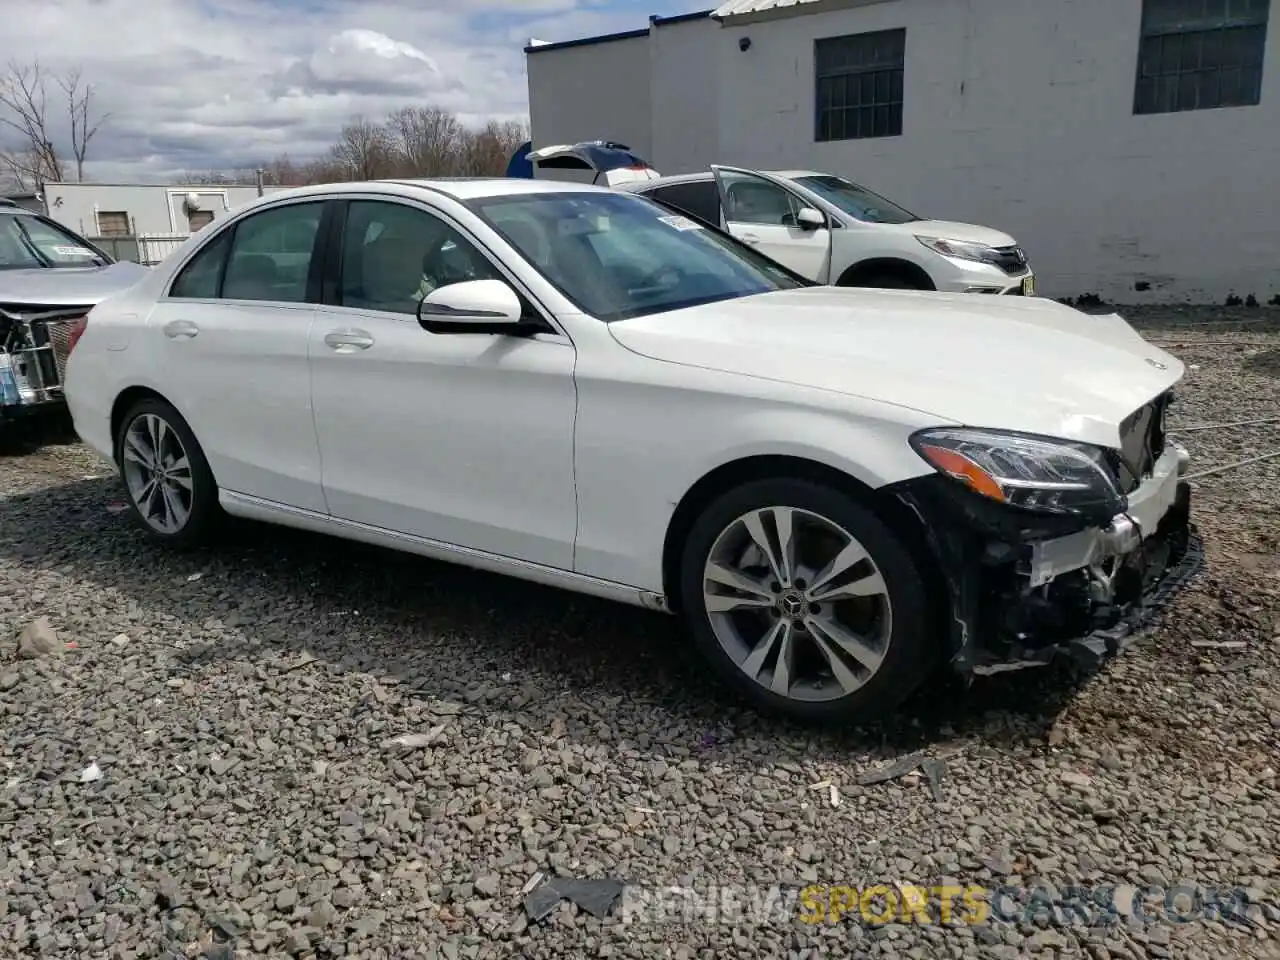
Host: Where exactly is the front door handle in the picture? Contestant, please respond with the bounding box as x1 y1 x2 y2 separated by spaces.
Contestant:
324 329 375 352
739 234 761 245
163 319 199 339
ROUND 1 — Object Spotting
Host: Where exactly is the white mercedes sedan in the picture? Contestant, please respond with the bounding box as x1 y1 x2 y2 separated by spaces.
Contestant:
64 178 1200 722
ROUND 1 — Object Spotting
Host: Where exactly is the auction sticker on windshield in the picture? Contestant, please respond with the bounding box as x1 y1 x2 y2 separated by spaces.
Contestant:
53 246 96 257
658 215 702 232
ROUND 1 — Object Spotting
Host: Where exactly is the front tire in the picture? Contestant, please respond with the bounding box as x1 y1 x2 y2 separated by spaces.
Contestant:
678 478 937 723
114 397 219 546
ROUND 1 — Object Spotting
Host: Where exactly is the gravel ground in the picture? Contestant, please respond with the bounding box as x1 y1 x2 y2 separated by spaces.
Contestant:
2 306 1279 960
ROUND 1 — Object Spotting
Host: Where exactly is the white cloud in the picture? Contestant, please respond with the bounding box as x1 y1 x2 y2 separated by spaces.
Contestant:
0 0 689 183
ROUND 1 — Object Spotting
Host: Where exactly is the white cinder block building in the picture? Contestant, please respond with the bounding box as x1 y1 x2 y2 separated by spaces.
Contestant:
526 0 1279 304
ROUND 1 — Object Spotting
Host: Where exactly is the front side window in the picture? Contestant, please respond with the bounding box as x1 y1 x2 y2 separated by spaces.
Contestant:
792 174 920 224
470 190 806 322
338 201 503 316
719 171 804 226
222 202 323 302
0 213 109 269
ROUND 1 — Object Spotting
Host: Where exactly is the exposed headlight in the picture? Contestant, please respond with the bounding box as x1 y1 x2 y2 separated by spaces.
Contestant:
916 236 997 264
910 427 1124 517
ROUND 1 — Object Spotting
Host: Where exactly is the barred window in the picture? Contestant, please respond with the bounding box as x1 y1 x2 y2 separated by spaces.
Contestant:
1134 0 1270 114
815 28 905 142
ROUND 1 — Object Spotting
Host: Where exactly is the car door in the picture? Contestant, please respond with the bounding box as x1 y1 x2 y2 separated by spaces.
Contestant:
151 198 328 512
308 196 578 569
711 165 833 282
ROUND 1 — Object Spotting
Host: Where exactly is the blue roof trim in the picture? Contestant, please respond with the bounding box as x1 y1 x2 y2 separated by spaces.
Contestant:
651 9 713 25
524 27 651 54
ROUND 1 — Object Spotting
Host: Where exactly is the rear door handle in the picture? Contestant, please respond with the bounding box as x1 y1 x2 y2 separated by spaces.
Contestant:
163 319 199 339
324 329 375 352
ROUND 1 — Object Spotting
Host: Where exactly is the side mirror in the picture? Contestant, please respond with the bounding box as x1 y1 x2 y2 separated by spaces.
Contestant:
796 207 826 231
417 279 538 335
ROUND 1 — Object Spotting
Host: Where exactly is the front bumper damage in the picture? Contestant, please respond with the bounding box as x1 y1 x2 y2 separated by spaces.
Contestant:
891 441 1203 676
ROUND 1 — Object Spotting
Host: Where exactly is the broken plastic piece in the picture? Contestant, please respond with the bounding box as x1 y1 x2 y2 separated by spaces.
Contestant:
522 876 624 922
79 761 103 783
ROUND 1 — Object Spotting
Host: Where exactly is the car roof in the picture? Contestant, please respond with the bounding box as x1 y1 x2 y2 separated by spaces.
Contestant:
618 169 827 190
254 178 614 206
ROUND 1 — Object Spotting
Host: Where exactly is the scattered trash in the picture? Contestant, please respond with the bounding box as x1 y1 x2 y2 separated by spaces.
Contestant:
186 572 204 582
79 762 103 783
521 871 545 895
856 752 949 803
81 474 103 481
501 672 512 682
110 633 130 647
1191 640 1249 651
523 875 625 923
105 502 129 514
808 779 842 808
382 725 448 751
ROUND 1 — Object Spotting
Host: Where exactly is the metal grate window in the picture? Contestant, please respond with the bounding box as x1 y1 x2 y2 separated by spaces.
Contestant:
1134 0 1270 114
815 28 905 142
97 211 130 236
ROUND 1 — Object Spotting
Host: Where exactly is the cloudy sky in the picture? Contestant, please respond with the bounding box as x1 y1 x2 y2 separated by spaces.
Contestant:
0 0 695 182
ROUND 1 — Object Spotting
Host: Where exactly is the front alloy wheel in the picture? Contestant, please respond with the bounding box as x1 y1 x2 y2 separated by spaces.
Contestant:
680 478 935 721
703 506 892 702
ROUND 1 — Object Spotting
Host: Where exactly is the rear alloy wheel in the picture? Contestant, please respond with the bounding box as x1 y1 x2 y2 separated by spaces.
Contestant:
115 398 219 545
679 479 935 722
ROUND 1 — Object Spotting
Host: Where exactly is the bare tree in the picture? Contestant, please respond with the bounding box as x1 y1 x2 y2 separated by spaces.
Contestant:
0 61 63 188
329 115 392 181
455 119 528 177
386 105 463 177
58 67 108 182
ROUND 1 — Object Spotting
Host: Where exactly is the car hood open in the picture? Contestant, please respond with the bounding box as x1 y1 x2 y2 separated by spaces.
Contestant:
1 261 151 310
607 287 1184 449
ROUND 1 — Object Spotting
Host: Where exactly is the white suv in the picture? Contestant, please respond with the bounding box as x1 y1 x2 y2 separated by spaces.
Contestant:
616 166 1035 296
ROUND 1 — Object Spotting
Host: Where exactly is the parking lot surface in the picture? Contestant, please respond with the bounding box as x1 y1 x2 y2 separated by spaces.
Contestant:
1 306 1278 959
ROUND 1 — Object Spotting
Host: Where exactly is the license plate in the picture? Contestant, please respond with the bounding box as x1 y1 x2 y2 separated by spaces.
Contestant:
1021 275 1036 296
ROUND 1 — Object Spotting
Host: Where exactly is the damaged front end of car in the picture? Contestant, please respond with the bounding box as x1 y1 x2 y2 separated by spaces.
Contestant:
0 304 88 423
887 389 1203 676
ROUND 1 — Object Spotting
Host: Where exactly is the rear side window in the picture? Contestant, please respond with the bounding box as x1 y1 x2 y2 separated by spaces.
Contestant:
647 181 722 226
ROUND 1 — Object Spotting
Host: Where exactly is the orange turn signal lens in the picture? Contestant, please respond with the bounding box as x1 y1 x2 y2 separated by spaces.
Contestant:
918 444 1007 502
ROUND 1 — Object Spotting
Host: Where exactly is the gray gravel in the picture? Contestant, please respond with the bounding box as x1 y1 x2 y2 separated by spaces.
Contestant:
2 305 1279 960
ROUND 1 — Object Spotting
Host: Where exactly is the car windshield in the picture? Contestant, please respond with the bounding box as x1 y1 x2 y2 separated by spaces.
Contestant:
468 191 807 322
792 175 920 224
0 213 108 269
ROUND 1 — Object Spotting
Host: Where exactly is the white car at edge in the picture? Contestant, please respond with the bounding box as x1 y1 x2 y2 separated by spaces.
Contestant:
64 177 1198 722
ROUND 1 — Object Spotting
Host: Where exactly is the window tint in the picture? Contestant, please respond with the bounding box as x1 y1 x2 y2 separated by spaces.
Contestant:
339 200 502 316
169 230 232 298
222 202 322 302
719 171 803 226
647 181 722 225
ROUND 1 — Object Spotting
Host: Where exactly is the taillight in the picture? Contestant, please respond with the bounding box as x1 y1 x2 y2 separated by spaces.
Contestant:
67 315 88 354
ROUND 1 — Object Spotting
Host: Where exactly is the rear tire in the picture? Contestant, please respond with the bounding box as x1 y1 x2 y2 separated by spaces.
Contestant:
678 477 938 723
114 397 220 547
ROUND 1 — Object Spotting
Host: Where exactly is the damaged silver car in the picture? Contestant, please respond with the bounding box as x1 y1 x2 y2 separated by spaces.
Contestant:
0 198 149 428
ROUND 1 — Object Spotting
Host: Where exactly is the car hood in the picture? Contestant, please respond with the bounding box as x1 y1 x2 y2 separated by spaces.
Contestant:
607 287 1183 449
876 218 1017 248
0 261 150 309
